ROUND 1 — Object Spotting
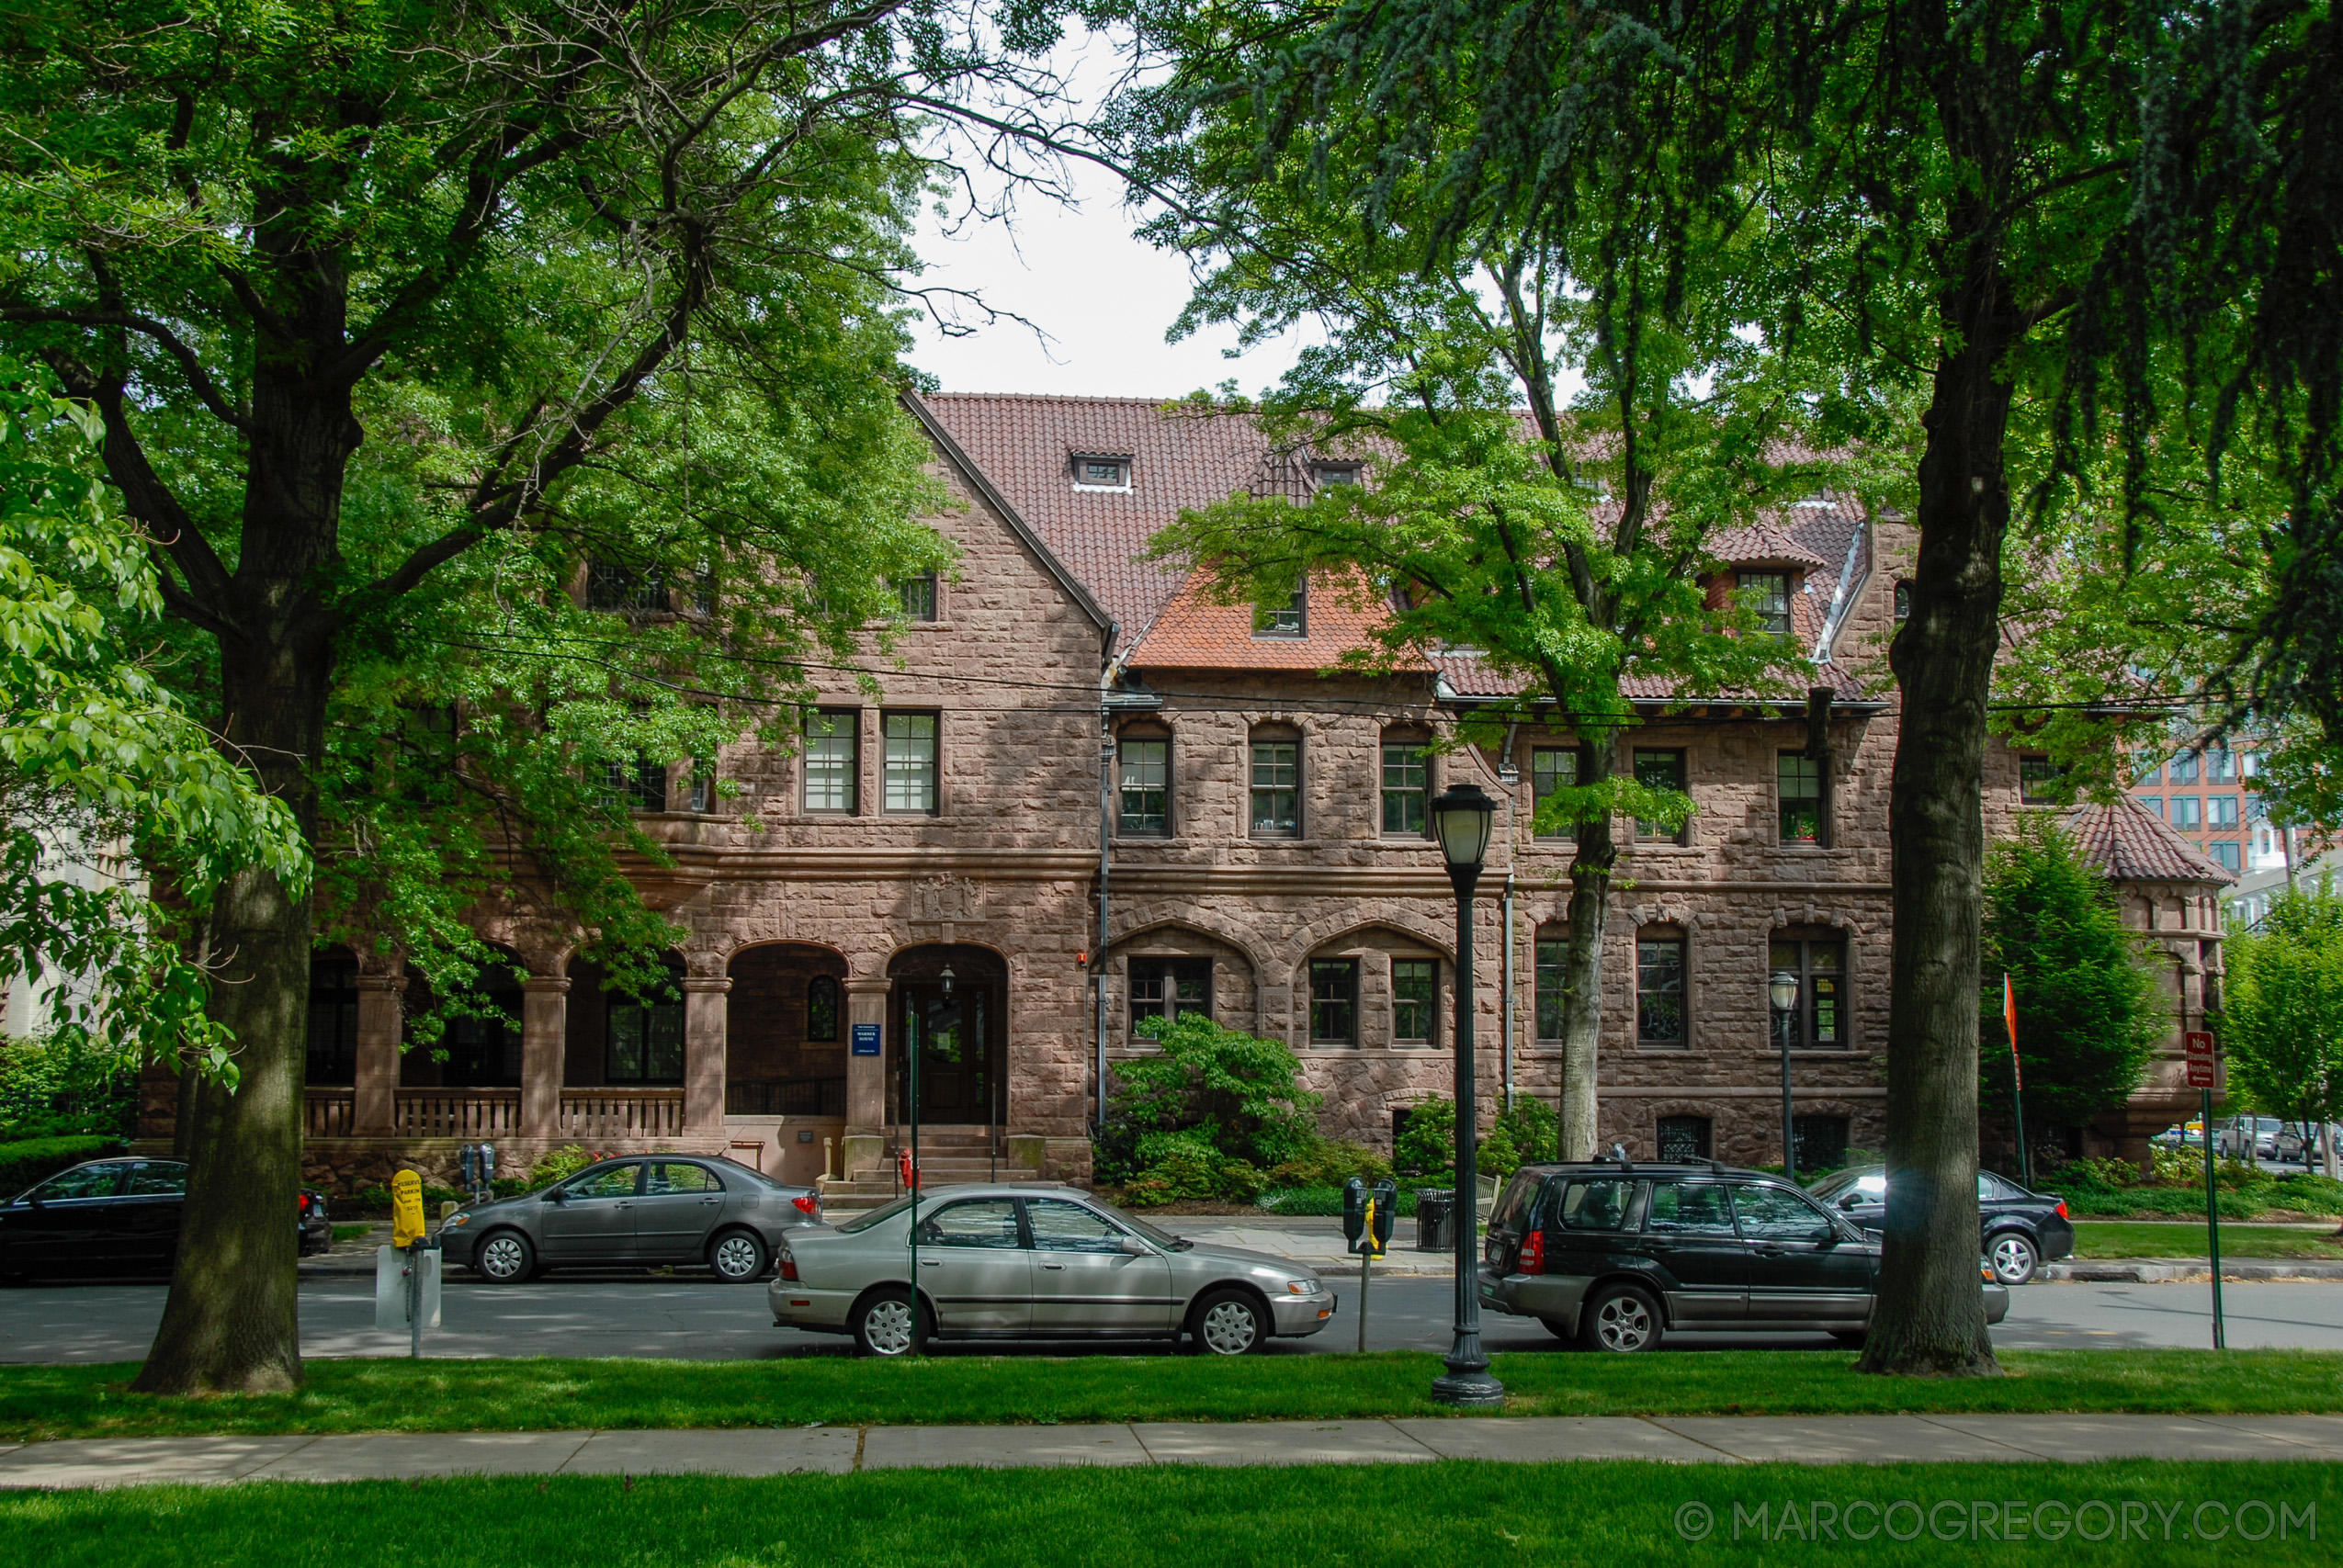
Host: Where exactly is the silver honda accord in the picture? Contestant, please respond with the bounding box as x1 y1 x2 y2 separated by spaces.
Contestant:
439 1155 822 1283
768 1185 1338 1355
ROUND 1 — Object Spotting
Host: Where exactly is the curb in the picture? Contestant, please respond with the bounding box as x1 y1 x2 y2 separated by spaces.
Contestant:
2044 1258 2343 1283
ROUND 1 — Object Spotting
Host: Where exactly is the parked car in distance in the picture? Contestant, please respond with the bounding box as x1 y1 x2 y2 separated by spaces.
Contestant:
2151 1121 2207 1149
2277 1122 2340 1164
0 1157 329 1280
1807 1165 2074 1285
438 1156 822 1283
769 1185 1337 1356
2213 1115 2282 1161
1475 1159 2009 1352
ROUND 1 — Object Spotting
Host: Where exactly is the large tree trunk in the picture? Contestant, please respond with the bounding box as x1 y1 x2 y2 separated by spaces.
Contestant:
1556 731 1620 1159
1858 248 2017 1379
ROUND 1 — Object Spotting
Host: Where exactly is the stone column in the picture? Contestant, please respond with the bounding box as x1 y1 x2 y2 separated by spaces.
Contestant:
682 976 731 1134
843 977 893 1177
519 975 571 1140
351 968 405 1136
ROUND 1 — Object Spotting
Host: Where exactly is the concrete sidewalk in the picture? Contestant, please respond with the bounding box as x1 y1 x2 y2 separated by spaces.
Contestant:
3 1413 2338 1488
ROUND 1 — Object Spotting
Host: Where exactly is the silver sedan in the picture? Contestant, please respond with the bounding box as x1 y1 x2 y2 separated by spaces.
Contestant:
768 1185 1337 1356
438 1156 823 1283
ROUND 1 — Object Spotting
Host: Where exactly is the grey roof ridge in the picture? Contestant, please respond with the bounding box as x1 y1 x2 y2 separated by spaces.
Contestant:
900 389 1116 647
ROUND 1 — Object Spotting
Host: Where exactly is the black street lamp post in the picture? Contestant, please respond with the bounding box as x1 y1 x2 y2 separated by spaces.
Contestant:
1429 782 1503 1408
1770 969 1799 1179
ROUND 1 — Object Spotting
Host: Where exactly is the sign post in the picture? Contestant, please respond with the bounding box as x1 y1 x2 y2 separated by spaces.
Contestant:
376 1169 440 1358
2185 1031 2224 1349
1341 1177 1397 1352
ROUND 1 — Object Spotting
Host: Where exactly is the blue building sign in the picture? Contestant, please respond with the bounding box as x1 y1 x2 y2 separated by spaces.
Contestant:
851 1022 882 1056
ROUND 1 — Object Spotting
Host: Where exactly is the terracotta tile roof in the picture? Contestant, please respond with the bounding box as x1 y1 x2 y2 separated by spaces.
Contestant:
1709 520 1831 570
1132 570 1422 671
2066 797 2236 886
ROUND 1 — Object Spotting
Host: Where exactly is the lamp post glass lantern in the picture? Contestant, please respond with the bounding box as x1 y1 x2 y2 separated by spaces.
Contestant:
1770 970 1798 1178
1428 783 1503 1407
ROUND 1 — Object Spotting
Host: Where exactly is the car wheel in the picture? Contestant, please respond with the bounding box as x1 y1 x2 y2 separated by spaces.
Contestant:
1191 1289 1269 1355
707 1229 769 1283
474 1229 536 1284
1988 1232 2039 1286
1578 1282 1663 1353
852 1287 922 1358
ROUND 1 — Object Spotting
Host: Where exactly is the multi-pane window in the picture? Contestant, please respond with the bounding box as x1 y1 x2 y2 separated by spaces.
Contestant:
685 759 715 814
1792 1115 1851 1171
606 987 685 1083
1657 1114 1712 1161
2169 751 2200 784
882 712 938 814
2211 840 2242 872
1530 747 1578 841
805 976 840 1043
587 559 667 613
1380 739 1428 835
1309 959 1358 1043
1738 571 1793 635
1391 959 1436 1045
2140 795 2164 818
2209 795 2239 828
2171 795 2202 829
606 755 667 813
306 954 360 1087
1893 581 1911 622
1636 936 1686 1046
2018 753 2064 804
1118 736 1170 836
1128 958 1212 1036
2246 793 2267 822
1778 752 1824 844
1075 457 1128 488
1311 461 1361 489
2134 750 2164 784
2208 749 2237 783
897 573 938 622
1534 939 1568 1041
1250 735 1300 837
1769 934 1845 1050
802 710 857 813
1634 750 1688 843
1255 581 1306 637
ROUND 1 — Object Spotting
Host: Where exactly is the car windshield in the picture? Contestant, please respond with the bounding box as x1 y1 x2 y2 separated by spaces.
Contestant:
837 1195 916 1234
1083 1196 1193 1250
1808 1168 1869 1201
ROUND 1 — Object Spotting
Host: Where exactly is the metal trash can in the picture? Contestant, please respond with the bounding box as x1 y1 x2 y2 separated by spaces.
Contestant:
1415 1187 1454 1252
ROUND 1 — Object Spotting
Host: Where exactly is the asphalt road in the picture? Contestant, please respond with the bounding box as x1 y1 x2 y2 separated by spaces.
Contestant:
6 1275 2339 1363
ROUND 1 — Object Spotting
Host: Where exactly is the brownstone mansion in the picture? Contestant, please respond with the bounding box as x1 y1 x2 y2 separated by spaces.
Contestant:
141 394 2230 1196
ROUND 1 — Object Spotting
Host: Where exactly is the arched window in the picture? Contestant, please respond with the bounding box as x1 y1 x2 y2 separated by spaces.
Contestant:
806 976 840 1043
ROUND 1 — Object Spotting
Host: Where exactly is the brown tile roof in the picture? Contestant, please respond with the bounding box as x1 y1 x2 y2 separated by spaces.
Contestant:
1133 570 1420 671
1709 520 1831 570
2066 797 2236 886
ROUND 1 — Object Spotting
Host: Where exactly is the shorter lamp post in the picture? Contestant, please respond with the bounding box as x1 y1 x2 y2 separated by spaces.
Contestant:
1430 782 1503 1408
1770 969 1800 1179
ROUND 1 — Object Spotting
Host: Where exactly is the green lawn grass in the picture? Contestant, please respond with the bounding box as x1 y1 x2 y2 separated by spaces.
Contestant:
1 1461 2333 1567
3 1349 2338 1444
2072 1221 2343 1261
328 1224 373 1245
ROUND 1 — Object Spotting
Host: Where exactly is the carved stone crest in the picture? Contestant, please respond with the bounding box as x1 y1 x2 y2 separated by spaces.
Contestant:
914 875 980 925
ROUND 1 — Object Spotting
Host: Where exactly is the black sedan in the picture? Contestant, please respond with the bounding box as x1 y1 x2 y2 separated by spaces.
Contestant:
1807 1165 2074 1284
0 1157 331 1280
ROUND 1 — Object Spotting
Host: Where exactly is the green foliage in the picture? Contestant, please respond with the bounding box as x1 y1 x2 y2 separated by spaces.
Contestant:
2222 888 2343 1142
1476 1121 1522 1180
1265 1141 1389 1190
1099 1014 1320 1185
2054 1156 2141 1193
1393 1099 1454 1183
530 1146 602 1189
1493 1099 1561 1166
1980 816 2167 1128
0 1034 134 1140
0 1134 124 1197
1256 1185 1421 1219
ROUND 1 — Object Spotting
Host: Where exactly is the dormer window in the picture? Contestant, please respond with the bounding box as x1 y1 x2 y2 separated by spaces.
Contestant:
1737 570 1792 635
587 559 669 614
1072 455 1131 491
1254 578 1306 637
1311 461 1361 489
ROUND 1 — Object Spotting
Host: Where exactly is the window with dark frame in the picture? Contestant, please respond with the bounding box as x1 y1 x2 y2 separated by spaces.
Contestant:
1893 581 1912 622
1769 933 1846 1050
1250 734 1301 837
587 559 668 613
897 573 938 622
1657 1114 1712 1161
1634 750 1688 843
1255 580 1306 637
1738 571 1793 635
1309 958 1358 1044
1128 957 1213 1037
1530 747 1579 841
802 709 858 813
305 954 360 1087
882 712 939 814
686 758 716 814
1534 938 1568 1041
1792 1115 1851 1171
1310 461 1361 489
1778 752 1825 844
2018 753 2065 804
1380 738 1429 834
1075 457 1128 487
805 976 840 1043
606 754 668 813
1118 734 1170 836
1636 935 1687 1046
606 985 685 1084
1391 958 1436 1045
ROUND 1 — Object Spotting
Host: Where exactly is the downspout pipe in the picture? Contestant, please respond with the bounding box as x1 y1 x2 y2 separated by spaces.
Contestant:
1496 721 1520 1115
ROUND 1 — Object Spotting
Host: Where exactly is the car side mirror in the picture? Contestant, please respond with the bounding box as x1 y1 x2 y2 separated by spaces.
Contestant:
544 1188 567 1204
1838 1193 1862 1210
1118 1235 1152 1256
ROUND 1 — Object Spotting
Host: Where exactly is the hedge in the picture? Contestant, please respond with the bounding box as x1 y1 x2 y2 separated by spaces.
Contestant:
0 1135 126 1197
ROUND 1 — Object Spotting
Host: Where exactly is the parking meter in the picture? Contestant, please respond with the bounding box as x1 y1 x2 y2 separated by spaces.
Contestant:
390 1169 426 1250
1341 1177 1367 1249
479 1142 496 1192
458 1145 479 1192
1371 1178 1397 1253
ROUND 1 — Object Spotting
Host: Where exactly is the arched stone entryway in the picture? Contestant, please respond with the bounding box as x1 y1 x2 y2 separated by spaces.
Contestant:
887 943 1009 1127
724 942 851 1116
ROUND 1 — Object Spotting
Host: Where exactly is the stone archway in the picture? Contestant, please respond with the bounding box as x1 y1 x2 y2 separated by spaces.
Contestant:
725 942 851 1117
887 943 1009 1127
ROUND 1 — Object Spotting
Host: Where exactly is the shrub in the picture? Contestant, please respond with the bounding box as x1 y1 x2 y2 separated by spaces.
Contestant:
531 1145 600 1187
1267 1139 1390 1189
1095 1015 1320 1182
1492 1098 1559 1164
0 1134 125 1195
1477 1122 1522 1180
1394 1099 1454 1182
2272 1173 2343 1215
2054 1155 2138 1191
0 1036 136 1141
1259 1185 1421 1219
